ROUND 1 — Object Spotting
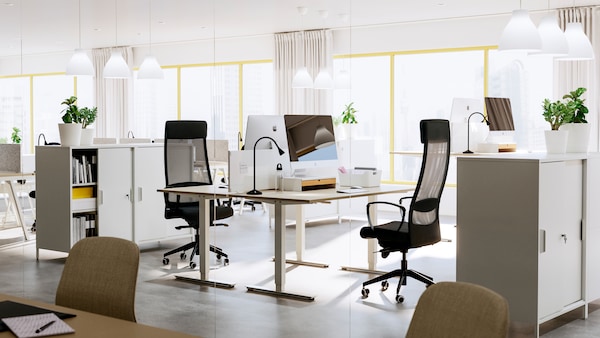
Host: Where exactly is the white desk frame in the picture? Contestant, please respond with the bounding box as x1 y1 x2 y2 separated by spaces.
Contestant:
158 185 413 301
0 172 34 241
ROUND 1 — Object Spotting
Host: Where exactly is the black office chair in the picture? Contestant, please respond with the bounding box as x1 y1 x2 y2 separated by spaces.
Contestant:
161 120 234 269
359 119 450 303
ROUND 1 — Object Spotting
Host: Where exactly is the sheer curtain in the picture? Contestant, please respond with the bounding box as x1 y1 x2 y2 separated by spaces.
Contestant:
274 29 332 116
92 47 133 138
556 6 599 151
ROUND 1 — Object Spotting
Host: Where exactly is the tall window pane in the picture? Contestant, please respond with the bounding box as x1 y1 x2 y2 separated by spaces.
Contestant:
242 62 274 150
33 75 75 149
133 68 178 139
0 77 29 152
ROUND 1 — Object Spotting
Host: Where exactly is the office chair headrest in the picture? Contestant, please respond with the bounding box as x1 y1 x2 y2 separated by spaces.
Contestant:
420 119 450 143
165 120 208 139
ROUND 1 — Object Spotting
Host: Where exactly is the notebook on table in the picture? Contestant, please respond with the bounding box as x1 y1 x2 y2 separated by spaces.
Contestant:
0 301 75 332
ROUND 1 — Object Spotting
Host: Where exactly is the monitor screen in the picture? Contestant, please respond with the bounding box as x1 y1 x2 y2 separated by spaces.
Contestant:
284 115 338 174
244 115 288 151
485 97 515 131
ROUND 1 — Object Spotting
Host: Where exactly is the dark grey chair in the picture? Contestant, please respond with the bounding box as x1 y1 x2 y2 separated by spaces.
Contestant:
162 120 234 269
359 119 450 303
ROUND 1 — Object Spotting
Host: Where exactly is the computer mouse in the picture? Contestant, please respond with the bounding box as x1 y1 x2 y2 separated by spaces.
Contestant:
350 185 363 189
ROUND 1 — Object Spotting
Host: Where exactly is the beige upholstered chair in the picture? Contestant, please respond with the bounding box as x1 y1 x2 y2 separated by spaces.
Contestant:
55 237 140 322
406 281 509 338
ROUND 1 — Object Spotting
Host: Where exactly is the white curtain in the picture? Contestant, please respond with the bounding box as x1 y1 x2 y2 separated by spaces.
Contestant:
92 47 133 138
274 29 332 116
556 7 599 151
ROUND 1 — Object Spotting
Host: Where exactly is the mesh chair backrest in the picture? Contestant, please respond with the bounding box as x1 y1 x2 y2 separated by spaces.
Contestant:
409 120 450 245
164 120 212 204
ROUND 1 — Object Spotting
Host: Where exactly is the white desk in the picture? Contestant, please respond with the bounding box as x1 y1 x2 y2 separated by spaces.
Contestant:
0 172 34 241
158 184 413 301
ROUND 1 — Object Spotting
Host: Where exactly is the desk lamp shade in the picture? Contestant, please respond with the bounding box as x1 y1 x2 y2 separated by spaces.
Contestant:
499 10 541 52
103 51 131 79
66 49 94 76
560 22 595 61
138 55 164 79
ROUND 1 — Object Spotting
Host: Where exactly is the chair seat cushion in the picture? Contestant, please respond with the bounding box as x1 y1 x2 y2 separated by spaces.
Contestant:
360 221 410 250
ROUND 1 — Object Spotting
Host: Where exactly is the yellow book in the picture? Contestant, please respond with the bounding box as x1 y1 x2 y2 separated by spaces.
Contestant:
72 187 94 199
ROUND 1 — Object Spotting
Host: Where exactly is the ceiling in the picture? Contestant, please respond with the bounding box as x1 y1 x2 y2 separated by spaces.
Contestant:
0 0 598 58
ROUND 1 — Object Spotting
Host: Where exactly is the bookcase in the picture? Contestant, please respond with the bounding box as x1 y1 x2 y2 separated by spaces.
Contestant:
35 144 188 258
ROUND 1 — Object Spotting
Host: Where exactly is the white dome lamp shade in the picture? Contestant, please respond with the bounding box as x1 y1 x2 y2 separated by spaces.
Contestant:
66 49 94 76
313 69 333 89
499 9 542 52
292 67 313 88
560 22 595 61
137 55 164 79
334 69 351 90
103 51 131 79
534 15 568 56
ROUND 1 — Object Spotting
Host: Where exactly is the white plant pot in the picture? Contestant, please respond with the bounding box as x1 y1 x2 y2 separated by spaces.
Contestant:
80 128 94 145
559 123 590 153
544 130 568 154
58 123 82 147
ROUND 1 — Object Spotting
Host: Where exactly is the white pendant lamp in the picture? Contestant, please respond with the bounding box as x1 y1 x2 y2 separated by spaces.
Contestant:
66 0 94 76
535 15 568 56
560 22 595 61
335 69 351 89
313 69 333 89
138 55 164 79
292 67 313 88
103 50 131 78
499 9 542 52
103 0 130 79
137 0 164 79
66 49 94 76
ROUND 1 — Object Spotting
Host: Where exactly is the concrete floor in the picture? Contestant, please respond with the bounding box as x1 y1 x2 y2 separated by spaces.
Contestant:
1 201 599 337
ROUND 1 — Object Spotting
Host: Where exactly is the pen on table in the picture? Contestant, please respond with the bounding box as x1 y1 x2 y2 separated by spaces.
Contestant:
35 320 56 333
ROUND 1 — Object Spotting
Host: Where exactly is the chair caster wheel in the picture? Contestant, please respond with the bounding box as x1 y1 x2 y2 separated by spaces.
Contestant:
190 261 197 269
361 288 370 299
224 258 229 265
396 295 405 303
162 257 169 265
381 280 389 291
216 254 222 261
180 252 187 260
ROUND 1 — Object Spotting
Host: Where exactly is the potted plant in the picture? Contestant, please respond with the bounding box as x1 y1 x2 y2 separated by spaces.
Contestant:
542 98 569 154
79 106 98 145
338 102 358 139
11 127 21 144
58 96 83 146
560 87 589 152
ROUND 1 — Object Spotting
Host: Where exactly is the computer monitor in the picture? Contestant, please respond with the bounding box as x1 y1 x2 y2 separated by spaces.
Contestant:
243 115 288 151
484 97 516 151
283 114 338 176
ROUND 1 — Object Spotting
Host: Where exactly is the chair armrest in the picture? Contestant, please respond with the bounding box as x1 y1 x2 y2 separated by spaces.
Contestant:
365 201 406 228
399 195 414 205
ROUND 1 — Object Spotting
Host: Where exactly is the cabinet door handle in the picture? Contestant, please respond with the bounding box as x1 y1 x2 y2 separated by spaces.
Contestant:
540 229 546 253
138 187 143 202
99 190 103 205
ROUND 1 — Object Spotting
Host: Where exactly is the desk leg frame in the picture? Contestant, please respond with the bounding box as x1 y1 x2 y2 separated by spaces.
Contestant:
5 180 29 241
174 197 235 289
246 200 315 302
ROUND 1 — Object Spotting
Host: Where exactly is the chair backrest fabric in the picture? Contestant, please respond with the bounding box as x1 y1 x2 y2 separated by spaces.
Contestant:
55 237 140 322
405 281 509 338
409 119 450 247
164 120 213 205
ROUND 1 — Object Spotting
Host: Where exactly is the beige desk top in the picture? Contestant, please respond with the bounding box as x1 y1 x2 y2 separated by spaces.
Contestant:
0 294 199 338
159 184 413 206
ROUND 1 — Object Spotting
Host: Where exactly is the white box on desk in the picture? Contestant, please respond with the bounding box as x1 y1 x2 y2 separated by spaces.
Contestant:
338 169 381 187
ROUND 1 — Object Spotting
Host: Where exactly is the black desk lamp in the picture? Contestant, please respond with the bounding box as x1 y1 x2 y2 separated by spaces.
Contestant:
463 112 489 154
247 136 286 195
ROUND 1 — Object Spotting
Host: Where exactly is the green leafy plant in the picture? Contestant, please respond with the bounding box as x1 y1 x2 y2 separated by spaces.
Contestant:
542 87 588 130
79 106 98 129
542 99 568 131
60 96 81 123
562 87 588 124
340 102 358 124
10 127 21 144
